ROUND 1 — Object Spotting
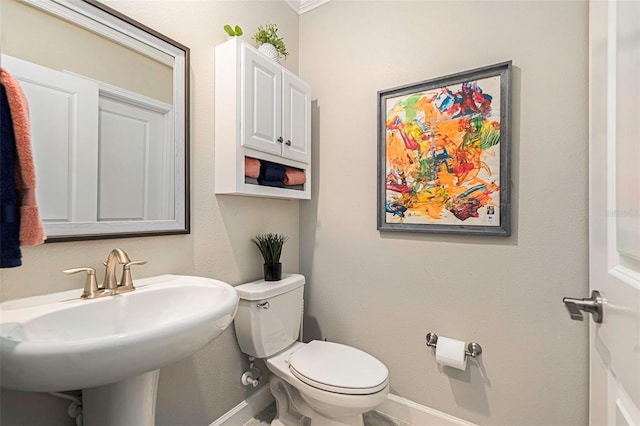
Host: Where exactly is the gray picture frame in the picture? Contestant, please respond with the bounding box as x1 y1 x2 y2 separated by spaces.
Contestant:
377 61 512 236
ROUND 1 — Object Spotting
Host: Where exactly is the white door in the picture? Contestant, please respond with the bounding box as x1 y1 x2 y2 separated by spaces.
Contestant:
0 54 99 224
588 0 640 425
241 43 282 157
97 92 174 222
282 70 311 164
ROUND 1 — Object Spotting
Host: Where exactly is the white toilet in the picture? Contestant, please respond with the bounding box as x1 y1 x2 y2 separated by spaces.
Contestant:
234 274 389 426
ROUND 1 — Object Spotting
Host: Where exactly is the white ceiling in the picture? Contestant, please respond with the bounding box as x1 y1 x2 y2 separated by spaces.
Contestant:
284 0 331 15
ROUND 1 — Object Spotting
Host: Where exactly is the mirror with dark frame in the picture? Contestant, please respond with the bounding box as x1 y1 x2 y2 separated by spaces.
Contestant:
1 0 190 241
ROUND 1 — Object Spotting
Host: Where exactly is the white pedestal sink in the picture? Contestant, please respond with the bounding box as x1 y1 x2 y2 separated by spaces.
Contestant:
0 275 239 425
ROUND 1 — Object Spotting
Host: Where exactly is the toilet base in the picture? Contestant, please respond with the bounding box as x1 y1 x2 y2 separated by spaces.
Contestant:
269 376 364 426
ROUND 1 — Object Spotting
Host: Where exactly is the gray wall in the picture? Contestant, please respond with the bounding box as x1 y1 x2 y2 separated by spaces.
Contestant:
298 1 590 425
0 1 591 425
0 1 299 425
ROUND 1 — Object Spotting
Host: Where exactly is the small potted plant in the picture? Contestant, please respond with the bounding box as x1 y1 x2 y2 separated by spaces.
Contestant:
223 24 243 38
252 233 288 281
252 23 288 63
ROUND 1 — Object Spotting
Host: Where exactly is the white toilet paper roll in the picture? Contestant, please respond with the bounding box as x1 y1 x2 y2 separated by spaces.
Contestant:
435 336 467 370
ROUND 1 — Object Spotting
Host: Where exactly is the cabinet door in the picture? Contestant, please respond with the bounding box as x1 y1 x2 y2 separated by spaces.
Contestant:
282 71 311 164
241 44 282 156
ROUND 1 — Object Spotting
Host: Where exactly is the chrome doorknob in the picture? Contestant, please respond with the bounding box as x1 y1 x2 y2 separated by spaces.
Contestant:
563 290 603 323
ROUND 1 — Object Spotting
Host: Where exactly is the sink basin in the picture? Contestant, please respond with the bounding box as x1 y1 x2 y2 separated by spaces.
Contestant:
0 274 239 392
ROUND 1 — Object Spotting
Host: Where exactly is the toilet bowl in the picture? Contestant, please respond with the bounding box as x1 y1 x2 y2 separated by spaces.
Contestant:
234 275 389 426
267 341 389 425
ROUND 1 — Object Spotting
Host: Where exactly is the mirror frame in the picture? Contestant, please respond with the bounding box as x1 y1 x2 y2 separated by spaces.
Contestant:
14 0 190 242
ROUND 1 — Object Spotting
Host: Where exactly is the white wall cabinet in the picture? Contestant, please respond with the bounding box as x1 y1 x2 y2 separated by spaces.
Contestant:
215 38 311 199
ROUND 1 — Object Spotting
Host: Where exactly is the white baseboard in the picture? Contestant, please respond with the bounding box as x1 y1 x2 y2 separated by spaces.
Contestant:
209 385 274 426
377 394 477 426
210 388 475 426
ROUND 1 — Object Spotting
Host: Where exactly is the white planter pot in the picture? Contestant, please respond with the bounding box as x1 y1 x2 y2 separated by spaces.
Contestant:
258 43 280 63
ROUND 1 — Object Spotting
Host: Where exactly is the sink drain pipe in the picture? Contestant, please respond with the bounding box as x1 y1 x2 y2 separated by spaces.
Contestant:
49 392 83 426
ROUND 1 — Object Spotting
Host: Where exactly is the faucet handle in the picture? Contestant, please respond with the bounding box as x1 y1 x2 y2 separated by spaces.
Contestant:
118 260 148 293
125 260 148 268
63 267 104 299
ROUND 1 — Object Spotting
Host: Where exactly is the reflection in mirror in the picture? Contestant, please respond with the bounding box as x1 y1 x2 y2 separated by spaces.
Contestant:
1 0 189 241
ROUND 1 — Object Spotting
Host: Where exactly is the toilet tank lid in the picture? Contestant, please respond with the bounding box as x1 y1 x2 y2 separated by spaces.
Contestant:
235 274 305 300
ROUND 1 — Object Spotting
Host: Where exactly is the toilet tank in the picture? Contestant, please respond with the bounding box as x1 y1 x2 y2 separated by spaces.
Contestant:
234 274 305 358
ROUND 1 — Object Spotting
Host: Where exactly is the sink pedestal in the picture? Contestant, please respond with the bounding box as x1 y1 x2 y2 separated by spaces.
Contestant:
83 370 160 426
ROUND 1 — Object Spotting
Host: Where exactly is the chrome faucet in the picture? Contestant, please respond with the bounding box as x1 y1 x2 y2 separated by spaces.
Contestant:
103 248 131 291
63 248 147 299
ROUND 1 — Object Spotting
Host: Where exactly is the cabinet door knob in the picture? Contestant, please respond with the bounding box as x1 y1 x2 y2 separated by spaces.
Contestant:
277 137 283 143
286 139 292 146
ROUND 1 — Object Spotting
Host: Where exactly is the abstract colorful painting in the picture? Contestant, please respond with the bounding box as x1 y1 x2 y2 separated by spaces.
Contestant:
377 62 511 235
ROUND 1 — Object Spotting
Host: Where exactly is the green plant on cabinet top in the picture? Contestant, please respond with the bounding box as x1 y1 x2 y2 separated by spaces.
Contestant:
224 24 243 37
252 23 288 59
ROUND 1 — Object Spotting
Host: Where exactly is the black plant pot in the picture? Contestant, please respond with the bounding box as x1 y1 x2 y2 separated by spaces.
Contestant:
263 262 282 281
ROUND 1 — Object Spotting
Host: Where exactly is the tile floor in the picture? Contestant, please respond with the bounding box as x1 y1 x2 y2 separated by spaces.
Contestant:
243 403 411 426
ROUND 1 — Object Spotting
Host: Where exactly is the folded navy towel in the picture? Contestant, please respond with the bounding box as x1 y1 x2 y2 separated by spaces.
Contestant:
258 179 285 188
258 160 286 182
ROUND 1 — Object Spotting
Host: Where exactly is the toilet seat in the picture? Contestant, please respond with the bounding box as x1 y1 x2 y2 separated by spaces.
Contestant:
288 340 388 395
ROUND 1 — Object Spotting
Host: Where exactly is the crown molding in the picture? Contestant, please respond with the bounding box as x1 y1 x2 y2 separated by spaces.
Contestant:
285 0 330 15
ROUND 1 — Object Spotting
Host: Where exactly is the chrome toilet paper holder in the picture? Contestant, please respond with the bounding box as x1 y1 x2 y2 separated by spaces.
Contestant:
425 332 483 358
